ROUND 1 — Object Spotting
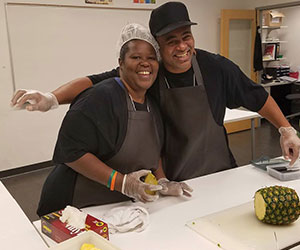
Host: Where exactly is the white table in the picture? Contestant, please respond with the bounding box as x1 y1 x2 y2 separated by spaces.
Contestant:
34 164 300 250
0 181 48 249
224 108 261 160
261 80 292 88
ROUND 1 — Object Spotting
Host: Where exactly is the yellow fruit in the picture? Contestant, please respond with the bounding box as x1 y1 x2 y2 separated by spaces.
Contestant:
80 243 102 250
144 173 158 195
81 243 95 250
254 185 300 225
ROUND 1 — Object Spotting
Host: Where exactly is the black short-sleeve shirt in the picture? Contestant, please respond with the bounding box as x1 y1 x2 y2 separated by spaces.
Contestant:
87 49 268 126
86 49 268 168
53 78 163 164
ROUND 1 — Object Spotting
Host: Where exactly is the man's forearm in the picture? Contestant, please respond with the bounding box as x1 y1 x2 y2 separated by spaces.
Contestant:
52 76 93 104
258 95 290 129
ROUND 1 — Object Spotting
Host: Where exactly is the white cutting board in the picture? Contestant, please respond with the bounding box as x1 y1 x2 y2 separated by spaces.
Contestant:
186 202 300 250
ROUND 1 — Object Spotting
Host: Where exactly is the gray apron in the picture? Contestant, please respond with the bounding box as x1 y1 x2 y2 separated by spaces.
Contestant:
73 80 161 207
159 55 232 181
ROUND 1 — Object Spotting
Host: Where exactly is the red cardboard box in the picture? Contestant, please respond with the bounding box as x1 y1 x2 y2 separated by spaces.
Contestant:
41 210 109 243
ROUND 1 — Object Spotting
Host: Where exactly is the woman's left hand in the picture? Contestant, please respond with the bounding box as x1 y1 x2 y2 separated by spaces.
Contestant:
157 178 193 197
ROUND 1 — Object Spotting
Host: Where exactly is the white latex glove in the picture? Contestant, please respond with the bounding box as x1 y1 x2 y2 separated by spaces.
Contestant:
122 170 162 203
102 206 149 234
59 205 87 229
158 178 193 197
11 89 59 112
279 126 300 166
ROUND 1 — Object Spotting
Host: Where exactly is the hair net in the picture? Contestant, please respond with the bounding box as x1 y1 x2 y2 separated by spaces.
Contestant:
117 23 160 60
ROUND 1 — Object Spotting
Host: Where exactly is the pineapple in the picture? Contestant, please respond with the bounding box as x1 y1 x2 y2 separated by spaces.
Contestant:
254 185 300 225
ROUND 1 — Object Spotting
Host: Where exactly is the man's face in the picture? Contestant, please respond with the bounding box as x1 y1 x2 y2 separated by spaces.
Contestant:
156 26 195 73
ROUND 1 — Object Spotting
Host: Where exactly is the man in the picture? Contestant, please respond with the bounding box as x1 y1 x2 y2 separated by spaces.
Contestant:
11 2 300 181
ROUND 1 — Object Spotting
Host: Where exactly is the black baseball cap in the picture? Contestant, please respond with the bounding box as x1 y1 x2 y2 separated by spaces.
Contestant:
149 1 197 37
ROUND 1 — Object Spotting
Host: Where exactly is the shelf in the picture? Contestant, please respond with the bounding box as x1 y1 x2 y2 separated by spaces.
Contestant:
261 22 288 66
263 57 286 62
262 25 288 29
262 40 287 44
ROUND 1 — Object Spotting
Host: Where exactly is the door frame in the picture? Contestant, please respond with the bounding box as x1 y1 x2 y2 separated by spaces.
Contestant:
220 9 259 134
220 9 256 82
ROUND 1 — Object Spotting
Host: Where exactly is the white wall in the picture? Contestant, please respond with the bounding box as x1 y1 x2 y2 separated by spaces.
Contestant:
0 0 261 171
184 0 249 53
280 6 300 73
243 0 298 9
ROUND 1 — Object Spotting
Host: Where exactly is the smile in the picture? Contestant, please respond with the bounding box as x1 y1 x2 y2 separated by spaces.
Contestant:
137 71 151 75
176 51 189 58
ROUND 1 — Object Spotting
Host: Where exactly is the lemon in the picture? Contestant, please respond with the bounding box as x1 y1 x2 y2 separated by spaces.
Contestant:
81 243 95 250
144 172 158 195
80 243 102 250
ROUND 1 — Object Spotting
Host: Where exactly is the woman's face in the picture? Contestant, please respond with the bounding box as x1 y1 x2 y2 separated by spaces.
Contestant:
119 40 159 94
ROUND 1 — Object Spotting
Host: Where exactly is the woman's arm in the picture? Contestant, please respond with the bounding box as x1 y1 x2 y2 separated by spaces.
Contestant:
153 159 166 180
67 152 162 202
67 152 124 192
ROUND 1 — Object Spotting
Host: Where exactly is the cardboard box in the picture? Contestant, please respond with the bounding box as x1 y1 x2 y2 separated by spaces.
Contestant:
41 210 109 243
262 10 284 27
49 231 120 250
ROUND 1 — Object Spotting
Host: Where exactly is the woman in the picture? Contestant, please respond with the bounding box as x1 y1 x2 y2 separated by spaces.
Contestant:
37 23 191 216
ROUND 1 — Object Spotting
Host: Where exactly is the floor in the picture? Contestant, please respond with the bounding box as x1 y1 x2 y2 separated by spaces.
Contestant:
1 119 297 222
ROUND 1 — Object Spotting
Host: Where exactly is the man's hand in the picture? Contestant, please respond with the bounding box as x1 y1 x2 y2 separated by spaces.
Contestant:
11 89 59 112
158 178 193 197
279 126 300 166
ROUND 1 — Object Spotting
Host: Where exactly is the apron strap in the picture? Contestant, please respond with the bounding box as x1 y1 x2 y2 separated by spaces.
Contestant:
115 77 150 112
115 77 136 111
191 55 205 90
159 56 205 89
